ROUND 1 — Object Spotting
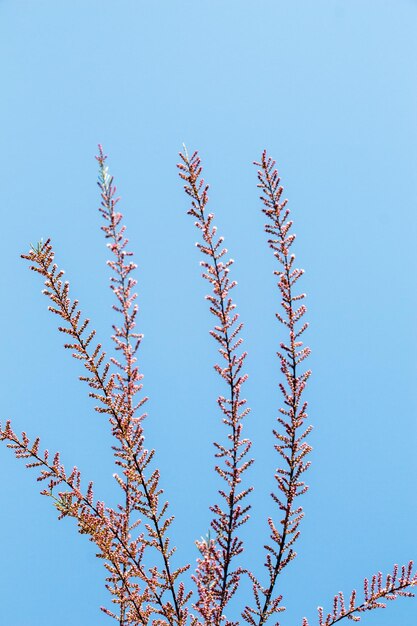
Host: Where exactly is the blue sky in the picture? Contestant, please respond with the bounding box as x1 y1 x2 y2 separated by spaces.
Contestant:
0 1 416 624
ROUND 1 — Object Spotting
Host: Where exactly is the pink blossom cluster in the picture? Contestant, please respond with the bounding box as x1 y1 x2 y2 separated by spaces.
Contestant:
0 148 415 626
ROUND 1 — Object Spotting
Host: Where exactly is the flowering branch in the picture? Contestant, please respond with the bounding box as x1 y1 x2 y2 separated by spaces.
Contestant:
302 561 417 625
178 149 253 625
94 148 190 626
243 152 312 626
0 420 152 625
96 144 145 625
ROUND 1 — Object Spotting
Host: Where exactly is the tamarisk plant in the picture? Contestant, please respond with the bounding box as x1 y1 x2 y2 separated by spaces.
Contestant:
0 146 415 626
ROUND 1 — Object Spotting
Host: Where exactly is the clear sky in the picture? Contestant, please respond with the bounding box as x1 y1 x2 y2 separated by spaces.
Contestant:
0 1 416 625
